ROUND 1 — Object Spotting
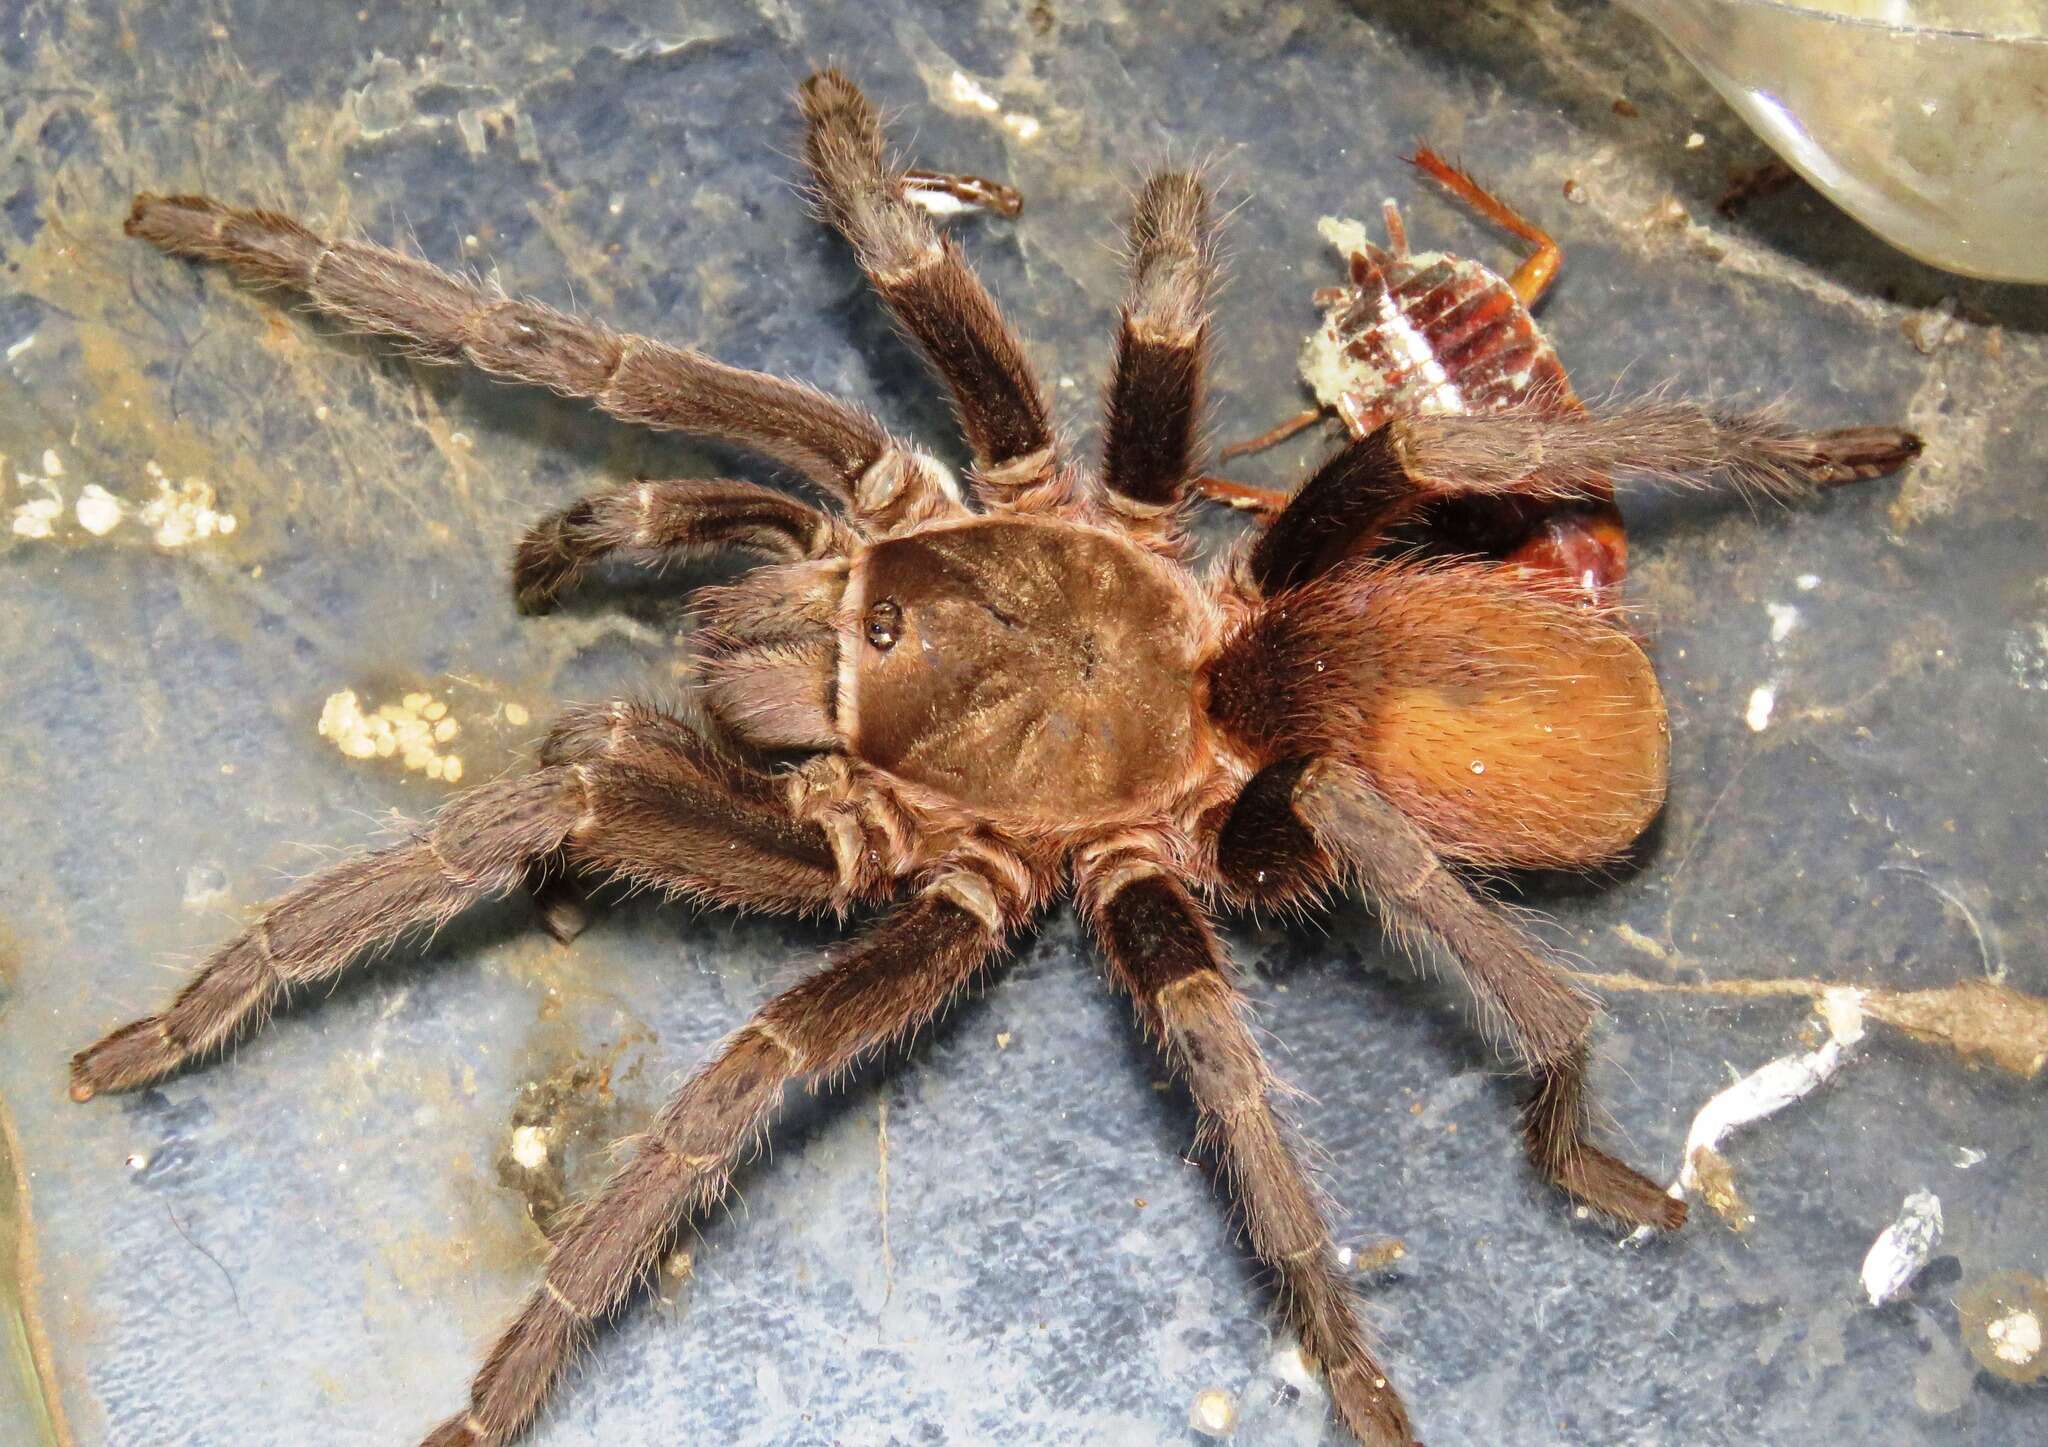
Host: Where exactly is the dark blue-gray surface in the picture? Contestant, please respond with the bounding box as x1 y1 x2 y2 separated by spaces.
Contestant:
2 2 2043 1445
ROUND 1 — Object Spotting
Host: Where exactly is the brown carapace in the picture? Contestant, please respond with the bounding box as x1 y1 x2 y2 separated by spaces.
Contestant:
71 71 1921 1447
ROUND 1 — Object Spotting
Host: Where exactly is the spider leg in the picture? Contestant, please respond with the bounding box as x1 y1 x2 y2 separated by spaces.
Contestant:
122 195 961 530
1223 758 1685 1232
798 70 1059 499
69 703 841 1100
1080 856 1416 1447
1241 401 1921 596
1100 172 1218 533
1390 400 1921 499
1242 427 1419 596
511 478 851 615
421 872 1014 1447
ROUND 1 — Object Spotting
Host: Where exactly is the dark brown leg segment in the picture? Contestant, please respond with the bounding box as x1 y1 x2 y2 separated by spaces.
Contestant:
1084 863 1416 1447
512 479 848 614
799 70 1057 493
1288 760 1683 1231
1101 172 1216 525
123 194 926 508
1244 428 1417 596
70 707 839 1100
421 884 1009 1446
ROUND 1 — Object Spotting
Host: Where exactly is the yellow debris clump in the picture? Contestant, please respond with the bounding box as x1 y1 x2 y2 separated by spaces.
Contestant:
318 688 465 782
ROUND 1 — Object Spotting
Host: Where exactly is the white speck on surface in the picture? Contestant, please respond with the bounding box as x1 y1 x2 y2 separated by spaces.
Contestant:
503 702 530 727
1685 131 1706 149
75 484 123 536
125 1152 148 1171
1269 1344 1319 1396
138 461 236 547
1796 573 1821 591
1188 1387 1239 1438
947 70 1000 113
1952 1146 1986 1168
1861 1190 1944 1306
1766 603 1800 643
509 1125 550 1170
1631 988 1864 1242
1745 684 1776 731
40 448 62 477
1003 111 1040 142
10 488 61 539
5 333 33 361
314 404 330 421
1988 1307 2043 1367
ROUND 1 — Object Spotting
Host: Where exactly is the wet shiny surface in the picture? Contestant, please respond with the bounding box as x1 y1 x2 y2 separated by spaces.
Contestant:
3 2 2044 1443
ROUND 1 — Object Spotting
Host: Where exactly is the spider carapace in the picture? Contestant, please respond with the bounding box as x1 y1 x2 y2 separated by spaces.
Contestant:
71 70 1918 1447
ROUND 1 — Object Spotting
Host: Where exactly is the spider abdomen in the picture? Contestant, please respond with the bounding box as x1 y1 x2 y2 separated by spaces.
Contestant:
1205 560 1667 869
843 516 1204 823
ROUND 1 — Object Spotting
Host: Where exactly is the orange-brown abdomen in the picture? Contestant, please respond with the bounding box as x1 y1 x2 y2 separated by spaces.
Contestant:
1205 560 1666 868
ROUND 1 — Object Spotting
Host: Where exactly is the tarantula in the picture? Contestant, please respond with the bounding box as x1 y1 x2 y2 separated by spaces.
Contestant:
71 70 1920 1446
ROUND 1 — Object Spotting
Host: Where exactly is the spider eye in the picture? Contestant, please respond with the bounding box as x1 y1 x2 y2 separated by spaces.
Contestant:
864 599 902 651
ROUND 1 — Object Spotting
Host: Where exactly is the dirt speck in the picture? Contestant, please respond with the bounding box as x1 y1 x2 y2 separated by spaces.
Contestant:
1958 1271 2048 1384
494 1040 646 1240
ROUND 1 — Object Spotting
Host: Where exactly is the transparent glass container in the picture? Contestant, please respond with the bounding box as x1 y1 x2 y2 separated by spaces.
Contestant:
1621 1 2048 282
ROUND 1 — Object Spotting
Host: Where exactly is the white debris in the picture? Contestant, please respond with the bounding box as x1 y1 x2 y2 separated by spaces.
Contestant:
1685 131 1706 150
1188 1387 1239 1438
1745 683 1777 731
1269 1344 1320 1397
1630 988 1865 1243
1861 1190 1944 1306
1988 1307 2044 1367
1952 1146 1986 1169
317 688 465 781
947 70 1001 114
40 448 63 477
509 1125 550 1170
139 461 236 547
1796 573 1821 591
1766 603 1800 643
10 486 61 539
75 483 124 536
4 333 33 361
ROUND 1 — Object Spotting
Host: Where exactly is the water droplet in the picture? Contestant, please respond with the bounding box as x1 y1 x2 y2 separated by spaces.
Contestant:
1469 760 1486 775
1312 658 1326 673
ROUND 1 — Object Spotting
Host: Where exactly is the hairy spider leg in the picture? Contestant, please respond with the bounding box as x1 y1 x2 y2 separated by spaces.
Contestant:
1082 857 1419 1447
512 479 850 615
121 194 964 533
424 879 1014 1447
69 704 846 1100
1100 171 1219 536
801 71 1059 499
1229 405 1921 603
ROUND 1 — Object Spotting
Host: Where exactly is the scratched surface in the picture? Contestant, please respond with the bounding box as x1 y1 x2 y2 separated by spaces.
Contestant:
2 1 2044 1444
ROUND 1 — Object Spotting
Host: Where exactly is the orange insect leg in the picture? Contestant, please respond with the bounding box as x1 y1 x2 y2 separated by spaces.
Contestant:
1409 146 1562 308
